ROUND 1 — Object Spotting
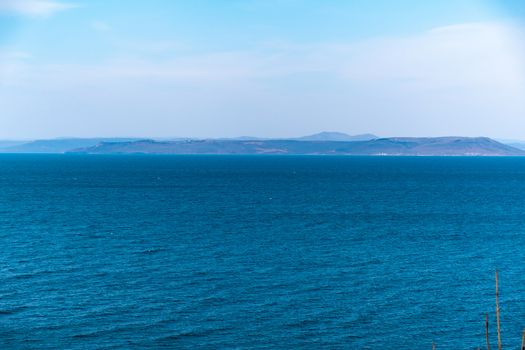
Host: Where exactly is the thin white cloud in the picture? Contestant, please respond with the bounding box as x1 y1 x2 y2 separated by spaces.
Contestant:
3 22 524 88
339 22 525 89
1 21 525 138
0 0 77 17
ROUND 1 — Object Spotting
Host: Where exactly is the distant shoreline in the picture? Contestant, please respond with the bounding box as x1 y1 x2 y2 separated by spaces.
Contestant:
2 135 525 156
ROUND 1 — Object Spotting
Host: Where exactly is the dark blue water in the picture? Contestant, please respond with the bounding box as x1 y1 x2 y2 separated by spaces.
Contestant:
1 155 525 349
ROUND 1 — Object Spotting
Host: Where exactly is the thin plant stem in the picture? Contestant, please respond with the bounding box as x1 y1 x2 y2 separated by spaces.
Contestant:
496 270 502 350
486 313 491 350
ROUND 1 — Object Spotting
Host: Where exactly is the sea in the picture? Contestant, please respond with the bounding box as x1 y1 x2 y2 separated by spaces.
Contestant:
1 154 525 349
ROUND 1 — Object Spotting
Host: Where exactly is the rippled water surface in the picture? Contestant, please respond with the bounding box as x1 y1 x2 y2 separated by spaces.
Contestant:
1 155 525 349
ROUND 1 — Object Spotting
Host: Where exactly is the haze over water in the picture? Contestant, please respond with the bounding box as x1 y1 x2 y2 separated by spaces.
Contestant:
1 155 525 349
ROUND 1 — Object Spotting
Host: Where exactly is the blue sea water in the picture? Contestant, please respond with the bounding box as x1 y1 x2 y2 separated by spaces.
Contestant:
1 155 525 349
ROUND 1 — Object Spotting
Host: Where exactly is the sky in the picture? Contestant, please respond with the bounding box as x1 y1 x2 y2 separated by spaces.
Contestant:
0 0 524 139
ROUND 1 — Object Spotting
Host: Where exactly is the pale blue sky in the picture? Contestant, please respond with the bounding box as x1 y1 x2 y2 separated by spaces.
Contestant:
0 0 524 139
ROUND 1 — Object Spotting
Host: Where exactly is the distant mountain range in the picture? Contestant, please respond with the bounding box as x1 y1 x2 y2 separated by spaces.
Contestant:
296 132 378 142
0 132 376 153
1 133 524 156
215 132 378 142
0 138 141 153
69 137 525 156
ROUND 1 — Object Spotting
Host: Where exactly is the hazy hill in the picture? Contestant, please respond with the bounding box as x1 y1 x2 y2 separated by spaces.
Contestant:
0 133 374 153
297 132 377 141
0 138 141 154
217 132 378 141
504 143 525 151
0 141 28 149
70 137 525 156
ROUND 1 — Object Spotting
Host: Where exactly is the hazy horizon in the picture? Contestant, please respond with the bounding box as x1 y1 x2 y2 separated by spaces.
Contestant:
1 0 525 139
4 132 525 143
